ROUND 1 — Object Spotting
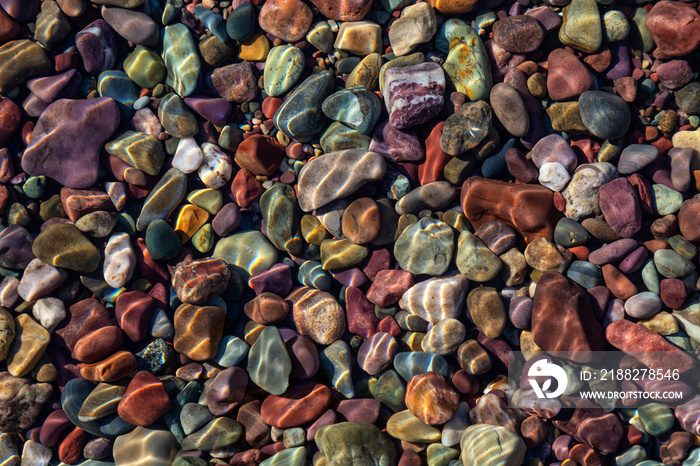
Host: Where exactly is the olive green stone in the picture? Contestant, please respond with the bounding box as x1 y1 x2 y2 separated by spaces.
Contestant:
455 230 502 282
319 340 355 398
23 176 46 199
307 22 334 53
320 122 371 153
347 53 383 91
427 443 460 466
191 224 214 253
320 239 369 270
39 195 66 221
32 224 100 273
187 189 223 215
75 211 118 238
374 370 406 412
598 138 623 163
218 125 242 152
78 383 126 422
668 235 697 261
635 403 674 436
260 447 307 466
34 0 71 50
641 259 660 294
651 184 683 216
7 203 31 227
654 249 695 279
394 217 454 276
559 0 602 54
137 167 187 231
387 410 441 443
316 423 397 466
629 8 655 53
260 182 303 255
264 45 304 97
547 102 588 134
198 35 236 68
123 46 167 89
158 93 198 138
460 424 526 466
441 20 492 101
162 23 201 97
444 153 475 186
105 131 165 176
173 458 208 466
554 217 591 247
247 326 291 396
181 417 243 452
145 219 181 261
0 40 52 93
212 230 278 279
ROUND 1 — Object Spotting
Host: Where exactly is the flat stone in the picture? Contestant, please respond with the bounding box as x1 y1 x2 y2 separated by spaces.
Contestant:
383 62 445 130
0 40 51 93
113 427 178 466
273 71 334 143
212 230 278 279
173 303 225 361
315 423 397 466
394 217 454 276
32 224 100 274
578 91 631 140
247 326 291 396
460 424 526 466
162 23 200 97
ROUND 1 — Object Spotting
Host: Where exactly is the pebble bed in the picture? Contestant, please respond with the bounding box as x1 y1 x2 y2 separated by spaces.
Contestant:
0 0 699 464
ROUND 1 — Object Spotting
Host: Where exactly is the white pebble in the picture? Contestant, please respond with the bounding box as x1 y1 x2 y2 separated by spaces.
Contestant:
173 137 204 174
199 143 233 189
538 161 571 192
103 232 136 289
130 107 163 136
18 259 67 302
32 297 66 333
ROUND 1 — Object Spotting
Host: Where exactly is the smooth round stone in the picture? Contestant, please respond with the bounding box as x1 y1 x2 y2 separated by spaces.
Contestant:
457 339 491 375
227 2 255 40
394 351 449 382
636 403 674 436
273 71 334 143
320 239 369 270
388 3 436 56
395 182 456 215
173 303 225 361
421 318 465 355
654 249 695 279
264 46 304 97
136 167 187 231
260 381 331 428
578 91 631 140
456 230 501 282
261 182 302 254
319 340 354 398
405 372 458 426
567 260 603 289
297 260 331 291
97 70 138 120
158 93 198 139
489 83 529 137
102 6 158 45
531 134 577 172
162 23 200 97
32 297 66 333
675 82 700 115
651 184 682 216
320 122 371 153
212 230 277 279
394 217 454 276
460 424 526 466
145 219 180 261
123 46 166 89
603 10 630 43
113 427 179 466
625 292 662 319
558 0 602 53
342 198 381 244
387 410 442 443
6 314 50 377
466 287 506 339
306 21 334 53
18 258 67 303
554 217 591 247
105 131 165 177
399 275 467 324
247 326 291 396
205 366 248 416
180 403 213 436
618 144 659 174
78 382 125 422
322 87 382 135
441 101 492 155
357 332 398 375
492 15 544 53
32 223 99 274
539 162 571 192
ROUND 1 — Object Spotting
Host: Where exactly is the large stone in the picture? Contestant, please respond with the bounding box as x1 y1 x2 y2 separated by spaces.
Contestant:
247 326 291 396
531 271 605 362
32 224 100 274
0 40 51 93
162 23 200 97
259 0 312 42
646 1 700 59
173 303 225 361
394 217 454 276
461 177 561 242
288 287 345 345
0 373 52 433
273 71 334 143
212 230 278 279
559 0 602 54
22 98 120 189
383 62 445 130
315 422 397 466
297 150 386 212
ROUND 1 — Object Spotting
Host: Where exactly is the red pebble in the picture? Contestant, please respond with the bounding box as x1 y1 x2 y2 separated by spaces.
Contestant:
117 371 171 426
58 427 88 465
376 316 401 336
418 121 450 185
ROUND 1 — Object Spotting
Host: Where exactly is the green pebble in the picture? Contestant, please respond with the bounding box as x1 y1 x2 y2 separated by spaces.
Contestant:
23 176 46 199
145 219 181 261
7 203 31 227
642 259 660 294
651 184 683 216
191 223 214 253
636 403 674 436
123 46 166 89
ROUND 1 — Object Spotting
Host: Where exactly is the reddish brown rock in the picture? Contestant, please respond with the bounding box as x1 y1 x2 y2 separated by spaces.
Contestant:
546 49 593 101
602 264 637 300
244 292 289 325
405 372 459 425
678 198 700 241
599 177 642 238
55 299 113 352
171 258 230 304
78 351 137 383
660 278 687 309
206 366 248 415
492 15 544 54
40 409 72 447
117 371 170 426
346 285 379 338
341 197 381 244
60 188 114 222
234 134 285 176
646 1 700 59
605 319 696 373
0 8 19 43
237 400 271 449
531 271 605 363
174 303 225 361
366 269 414 307
258 0 313 42
71 326 123 363
0 97 19 147
211 62 257 103
58 426 88 464
260 382 331 428
309 0 371 21
554 403 624 454
419 121 451 185
115 290 155 343
230 168 265 208
460 177 561 243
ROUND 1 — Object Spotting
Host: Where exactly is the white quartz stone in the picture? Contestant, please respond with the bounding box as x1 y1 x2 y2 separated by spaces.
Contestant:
103 232 136 289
